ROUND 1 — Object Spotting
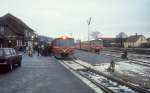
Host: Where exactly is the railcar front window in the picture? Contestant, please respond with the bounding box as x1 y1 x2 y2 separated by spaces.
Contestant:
55 39 74 47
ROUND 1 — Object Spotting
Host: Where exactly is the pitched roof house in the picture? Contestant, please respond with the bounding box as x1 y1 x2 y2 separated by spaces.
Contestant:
0 13 35 48
124 34 147 48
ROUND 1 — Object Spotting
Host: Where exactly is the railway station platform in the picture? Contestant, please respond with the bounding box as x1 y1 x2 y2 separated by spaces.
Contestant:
0 54 95 93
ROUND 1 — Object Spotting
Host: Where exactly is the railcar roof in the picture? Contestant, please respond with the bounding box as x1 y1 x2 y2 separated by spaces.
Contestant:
54 35 73 39
54 37 74 39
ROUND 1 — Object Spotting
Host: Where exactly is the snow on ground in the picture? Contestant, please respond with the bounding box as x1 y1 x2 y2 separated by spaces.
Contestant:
132 59 150 63
94 61 150 89
63 60 85 70
101 50 150 63
75 50 150 89
76 59 93 67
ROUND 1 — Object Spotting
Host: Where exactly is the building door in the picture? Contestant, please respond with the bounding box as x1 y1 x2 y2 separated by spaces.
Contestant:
8 40 12 48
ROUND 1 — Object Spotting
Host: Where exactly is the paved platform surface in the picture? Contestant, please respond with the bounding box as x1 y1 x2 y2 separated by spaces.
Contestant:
0 54 95 93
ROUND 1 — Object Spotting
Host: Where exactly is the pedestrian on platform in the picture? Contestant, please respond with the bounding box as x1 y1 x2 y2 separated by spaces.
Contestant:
37 45 41 56
107 60 115 72
28 46 33 57
124 49 128 58
49 45 53 56
41 45 45 56
121 49 128 59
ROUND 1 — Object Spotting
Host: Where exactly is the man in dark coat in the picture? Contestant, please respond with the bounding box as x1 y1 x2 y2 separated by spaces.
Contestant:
37 45 41 56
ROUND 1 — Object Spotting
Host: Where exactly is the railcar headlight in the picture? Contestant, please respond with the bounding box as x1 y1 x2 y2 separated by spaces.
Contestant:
63 50 66 52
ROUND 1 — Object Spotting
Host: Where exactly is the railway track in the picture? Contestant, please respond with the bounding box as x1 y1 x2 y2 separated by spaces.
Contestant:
59 59 150 93
103 50 150 58
102 51 150 67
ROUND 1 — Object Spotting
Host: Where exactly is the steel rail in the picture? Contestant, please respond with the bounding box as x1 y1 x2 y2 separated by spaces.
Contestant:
61 60 116 93
72 59 150 93
102 52 150 67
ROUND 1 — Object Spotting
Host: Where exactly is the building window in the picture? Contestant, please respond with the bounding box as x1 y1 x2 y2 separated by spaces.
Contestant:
0 26 4 34
141 37 143 41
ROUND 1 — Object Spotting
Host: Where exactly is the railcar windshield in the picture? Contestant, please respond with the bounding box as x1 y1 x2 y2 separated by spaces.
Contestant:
54 38 74 47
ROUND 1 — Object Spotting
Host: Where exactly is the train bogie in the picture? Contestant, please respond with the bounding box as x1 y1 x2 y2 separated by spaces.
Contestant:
53 47 74 58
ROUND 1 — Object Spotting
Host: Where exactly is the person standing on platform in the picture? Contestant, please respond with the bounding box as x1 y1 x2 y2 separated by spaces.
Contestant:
107 60 115 72
37 45 41 56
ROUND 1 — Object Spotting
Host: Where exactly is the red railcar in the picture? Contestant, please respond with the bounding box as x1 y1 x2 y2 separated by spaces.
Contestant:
52 36 75 58
76 39 103 53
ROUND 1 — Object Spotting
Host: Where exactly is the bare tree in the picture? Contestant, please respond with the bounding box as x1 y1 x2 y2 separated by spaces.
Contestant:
90 31 102 40
116 32 128 47
116 32 128 38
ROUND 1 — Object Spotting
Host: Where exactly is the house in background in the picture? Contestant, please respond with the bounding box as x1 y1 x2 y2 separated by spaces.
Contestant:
124 34 147 48
0 13 36 48
147 38 150 46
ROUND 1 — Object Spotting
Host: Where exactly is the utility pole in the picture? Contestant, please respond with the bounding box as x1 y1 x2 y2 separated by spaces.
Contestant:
87 17 91 41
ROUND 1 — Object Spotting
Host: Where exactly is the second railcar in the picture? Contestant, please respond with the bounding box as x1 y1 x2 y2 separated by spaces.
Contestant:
76 39 103 53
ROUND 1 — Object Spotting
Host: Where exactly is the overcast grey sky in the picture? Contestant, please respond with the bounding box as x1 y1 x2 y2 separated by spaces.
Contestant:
0 0 150 40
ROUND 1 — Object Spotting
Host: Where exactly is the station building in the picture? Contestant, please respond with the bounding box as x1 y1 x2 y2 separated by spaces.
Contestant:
0 13 36 49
